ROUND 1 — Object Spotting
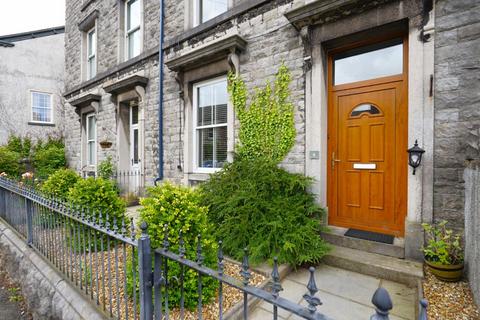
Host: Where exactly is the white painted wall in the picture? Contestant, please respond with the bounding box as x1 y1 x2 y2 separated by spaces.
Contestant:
0 33 65 144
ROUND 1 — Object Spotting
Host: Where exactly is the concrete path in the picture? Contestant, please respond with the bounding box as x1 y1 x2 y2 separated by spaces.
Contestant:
126 205 142 224
249 264 416 320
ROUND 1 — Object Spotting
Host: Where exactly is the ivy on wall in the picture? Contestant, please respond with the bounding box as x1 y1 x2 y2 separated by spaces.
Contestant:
228 64 296 163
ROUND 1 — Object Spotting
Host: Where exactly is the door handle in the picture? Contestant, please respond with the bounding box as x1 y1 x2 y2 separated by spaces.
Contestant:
331 152 341 170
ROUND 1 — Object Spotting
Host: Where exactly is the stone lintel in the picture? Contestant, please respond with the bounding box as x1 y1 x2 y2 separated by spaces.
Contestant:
69 93 101 109
103 75 149 96
165 35 247 73
284 0 398 30
78 10 99 32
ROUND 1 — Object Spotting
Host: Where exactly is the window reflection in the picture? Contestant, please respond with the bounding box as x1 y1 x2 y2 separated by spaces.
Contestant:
350 104 381 117
334 40 403 85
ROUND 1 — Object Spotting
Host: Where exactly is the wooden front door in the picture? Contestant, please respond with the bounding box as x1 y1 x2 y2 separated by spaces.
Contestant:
327 38 408 236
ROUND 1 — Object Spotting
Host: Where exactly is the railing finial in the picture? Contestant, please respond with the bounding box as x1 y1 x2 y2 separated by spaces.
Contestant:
217 240 224 276
271 257 283 298
105 211 110 230
196 234 204 266
179 229 185 258
418 299 428 320
130 217 136 240
303 267 322 313
162 224 169 250
140 221 148 235
113 216 118 233
121 216 127 236
240 247 251 286
371 287 393 320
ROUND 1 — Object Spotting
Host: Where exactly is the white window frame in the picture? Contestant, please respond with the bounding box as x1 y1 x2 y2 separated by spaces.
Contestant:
193 0 229 26
86 113 97 167
130 105 140 170
125 0 143 60
192 76 229 174
86 26 97 80
30 90 53 124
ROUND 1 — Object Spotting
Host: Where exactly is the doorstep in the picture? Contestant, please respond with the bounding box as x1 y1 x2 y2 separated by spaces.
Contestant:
322 245 423 288
321 226 405 258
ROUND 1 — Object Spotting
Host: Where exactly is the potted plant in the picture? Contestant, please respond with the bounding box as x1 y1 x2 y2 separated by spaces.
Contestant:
421 220 464 282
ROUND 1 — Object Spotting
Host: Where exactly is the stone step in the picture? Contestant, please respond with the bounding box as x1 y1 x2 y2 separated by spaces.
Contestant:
322 245 424 288
321 227 405 258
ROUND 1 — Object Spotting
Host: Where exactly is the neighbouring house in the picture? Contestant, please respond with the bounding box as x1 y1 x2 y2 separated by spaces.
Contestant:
0 27 65 145
63 0 479 271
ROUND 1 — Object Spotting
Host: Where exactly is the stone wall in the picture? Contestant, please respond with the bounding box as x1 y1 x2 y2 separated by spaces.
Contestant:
433 0 480 230
0 34 65 145
64 0 308 185
0 221 106 320
65 0 160 89
464 161 480 307
64 0 161 183
162 0 307 184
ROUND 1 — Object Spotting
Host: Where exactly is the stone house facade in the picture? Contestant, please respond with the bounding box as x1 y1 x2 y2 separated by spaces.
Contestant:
64 0 479 262
0 27 65 145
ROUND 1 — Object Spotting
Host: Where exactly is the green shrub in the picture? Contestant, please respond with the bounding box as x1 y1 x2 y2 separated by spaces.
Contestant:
34 136 64 151
33 142 66 179
6 135 31 158
40 169 80 200
200 156 329 266
135 182 217 309
98 156 115 180
0 146 22 177
67 177 126 227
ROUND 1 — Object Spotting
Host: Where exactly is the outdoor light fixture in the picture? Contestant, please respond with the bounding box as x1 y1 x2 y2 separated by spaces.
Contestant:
407 140 425 175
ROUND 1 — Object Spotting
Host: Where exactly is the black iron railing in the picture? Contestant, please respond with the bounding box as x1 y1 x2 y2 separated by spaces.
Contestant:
0 176 428 320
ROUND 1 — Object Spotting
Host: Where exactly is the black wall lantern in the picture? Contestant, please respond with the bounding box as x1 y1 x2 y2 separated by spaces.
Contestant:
407 140 425 175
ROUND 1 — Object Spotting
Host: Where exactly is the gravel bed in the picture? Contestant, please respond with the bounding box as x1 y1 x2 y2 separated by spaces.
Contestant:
66 248 266 320
423 267 480 320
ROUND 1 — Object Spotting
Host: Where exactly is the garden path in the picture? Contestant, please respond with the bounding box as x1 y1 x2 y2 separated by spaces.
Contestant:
249 264 416 320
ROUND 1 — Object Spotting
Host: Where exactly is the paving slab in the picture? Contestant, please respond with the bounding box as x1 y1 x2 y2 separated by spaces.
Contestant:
125 205 142 224
249 264 416 320
290 265 381 307
323 245 423 287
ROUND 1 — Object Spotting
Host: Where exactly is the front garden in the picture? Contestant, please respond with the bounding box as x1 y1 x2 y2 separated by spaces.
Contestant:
0 65 329 319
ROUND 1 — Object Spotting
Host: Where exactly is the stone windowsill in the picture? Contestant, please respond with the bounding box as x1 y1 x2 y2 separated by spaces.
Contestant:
28 121 55 127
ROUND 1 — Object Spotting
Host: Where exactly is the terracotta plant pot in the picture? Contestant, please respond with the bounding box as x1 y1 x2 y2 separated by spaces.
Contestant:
425 259 464 282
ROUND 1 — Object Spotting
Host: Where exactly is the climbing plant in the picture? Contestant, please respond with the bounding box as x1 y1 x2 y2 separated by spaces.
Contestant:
228 64 296 163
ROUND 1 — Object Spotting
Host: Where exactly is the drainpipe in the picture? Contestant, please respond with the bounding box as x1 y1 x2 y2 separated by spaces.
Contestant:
155 0 165 185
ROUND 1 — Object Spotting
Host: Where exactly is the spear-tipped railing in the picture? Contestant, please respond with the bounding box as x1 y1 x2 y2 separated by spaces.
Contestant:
0 176 428 320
